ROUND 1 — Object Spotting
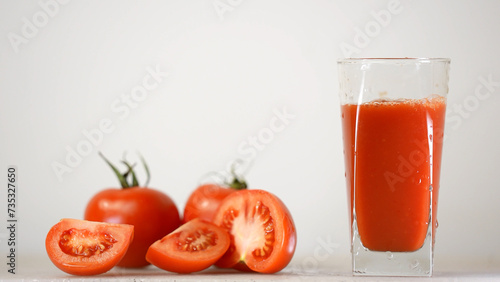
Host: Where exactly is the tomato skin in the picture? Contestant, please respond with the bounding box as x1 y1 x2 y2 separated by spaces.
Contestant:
146 218 230 273
213 189 297 274
84 187 181 267
45 218 134 276
183 184 236 223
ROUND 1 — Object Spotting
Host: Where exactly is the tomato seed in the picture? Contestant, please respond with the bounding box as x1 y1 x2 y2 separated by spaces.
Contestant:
222 202 276 260
178 229 218 252
59 228 117 257
222 209 238 230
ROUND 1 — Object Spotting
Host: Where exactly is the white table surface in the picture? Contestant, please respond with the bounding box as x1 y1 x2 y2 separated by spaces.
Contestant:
3 255 499 281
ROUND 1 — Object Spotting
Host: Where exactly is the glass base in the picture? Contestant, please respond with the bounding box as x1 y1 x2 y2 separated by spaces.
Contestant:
351 219 433 277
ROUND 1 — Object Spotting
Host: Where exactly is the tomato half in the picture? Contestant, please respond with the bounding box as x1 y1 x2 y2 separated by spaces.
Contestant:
84 187 181 267
183 184 237 223
213 189 297 273
45 218 134 276
146 218 230 273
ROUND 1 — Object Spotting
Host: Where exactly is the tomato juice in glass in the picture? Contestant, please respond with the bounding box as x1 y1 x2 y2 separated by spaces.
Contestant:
338 58 450 276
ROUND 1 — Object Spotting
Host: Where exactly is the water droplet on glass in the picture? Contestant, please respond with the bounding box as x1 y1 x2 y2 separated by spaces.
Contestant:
435 220 439 228
386 251 393 260
410 260 420 269
342 113 345 119
429 134 433 141
412 178 422 185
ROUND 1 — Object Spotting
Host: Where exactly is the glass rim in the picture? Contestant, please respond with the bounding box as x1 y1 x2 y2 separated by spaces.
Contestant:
337 57 450 64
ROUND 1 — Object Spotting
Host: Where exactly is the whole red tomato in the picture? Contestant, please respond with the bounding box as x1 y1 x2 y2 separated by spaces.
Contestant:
84 153 181 268
183 171 247 223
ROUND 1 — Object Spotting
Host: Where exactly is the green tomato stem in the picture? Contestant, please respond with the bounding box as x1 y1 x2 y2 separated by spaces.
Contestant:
139 153 151 187
99 152 129 188
228 161 248 190
121 161 139 187
229 177 247 190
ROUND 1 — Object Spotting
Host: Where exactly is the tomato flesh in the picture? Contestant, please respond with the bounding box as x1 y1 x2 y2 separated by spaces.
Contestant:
213 189 296 273
45 218 134 276
221 201 274 261
59 228 118 257
146 218 230 273
175 227 217 252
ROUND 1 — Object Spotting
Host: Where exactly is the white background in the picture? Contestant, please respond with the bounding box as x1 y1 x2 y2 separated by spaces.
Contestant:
1 0 499 273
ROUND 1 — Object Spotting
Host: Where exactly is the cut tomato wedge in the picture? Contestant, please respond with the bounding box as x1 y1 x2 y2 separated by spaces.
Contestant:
45 218 134 276
146 218 230 273
213 189 297 273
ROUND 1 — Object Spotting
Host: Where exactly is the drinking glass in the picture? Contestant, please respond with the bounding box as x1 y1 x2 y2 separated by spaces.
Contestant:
338 58 450 276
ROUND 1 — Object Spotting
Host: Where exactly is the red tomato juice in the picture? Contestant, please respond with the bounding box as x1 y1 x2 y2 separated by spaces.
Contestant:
341 96 446 252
